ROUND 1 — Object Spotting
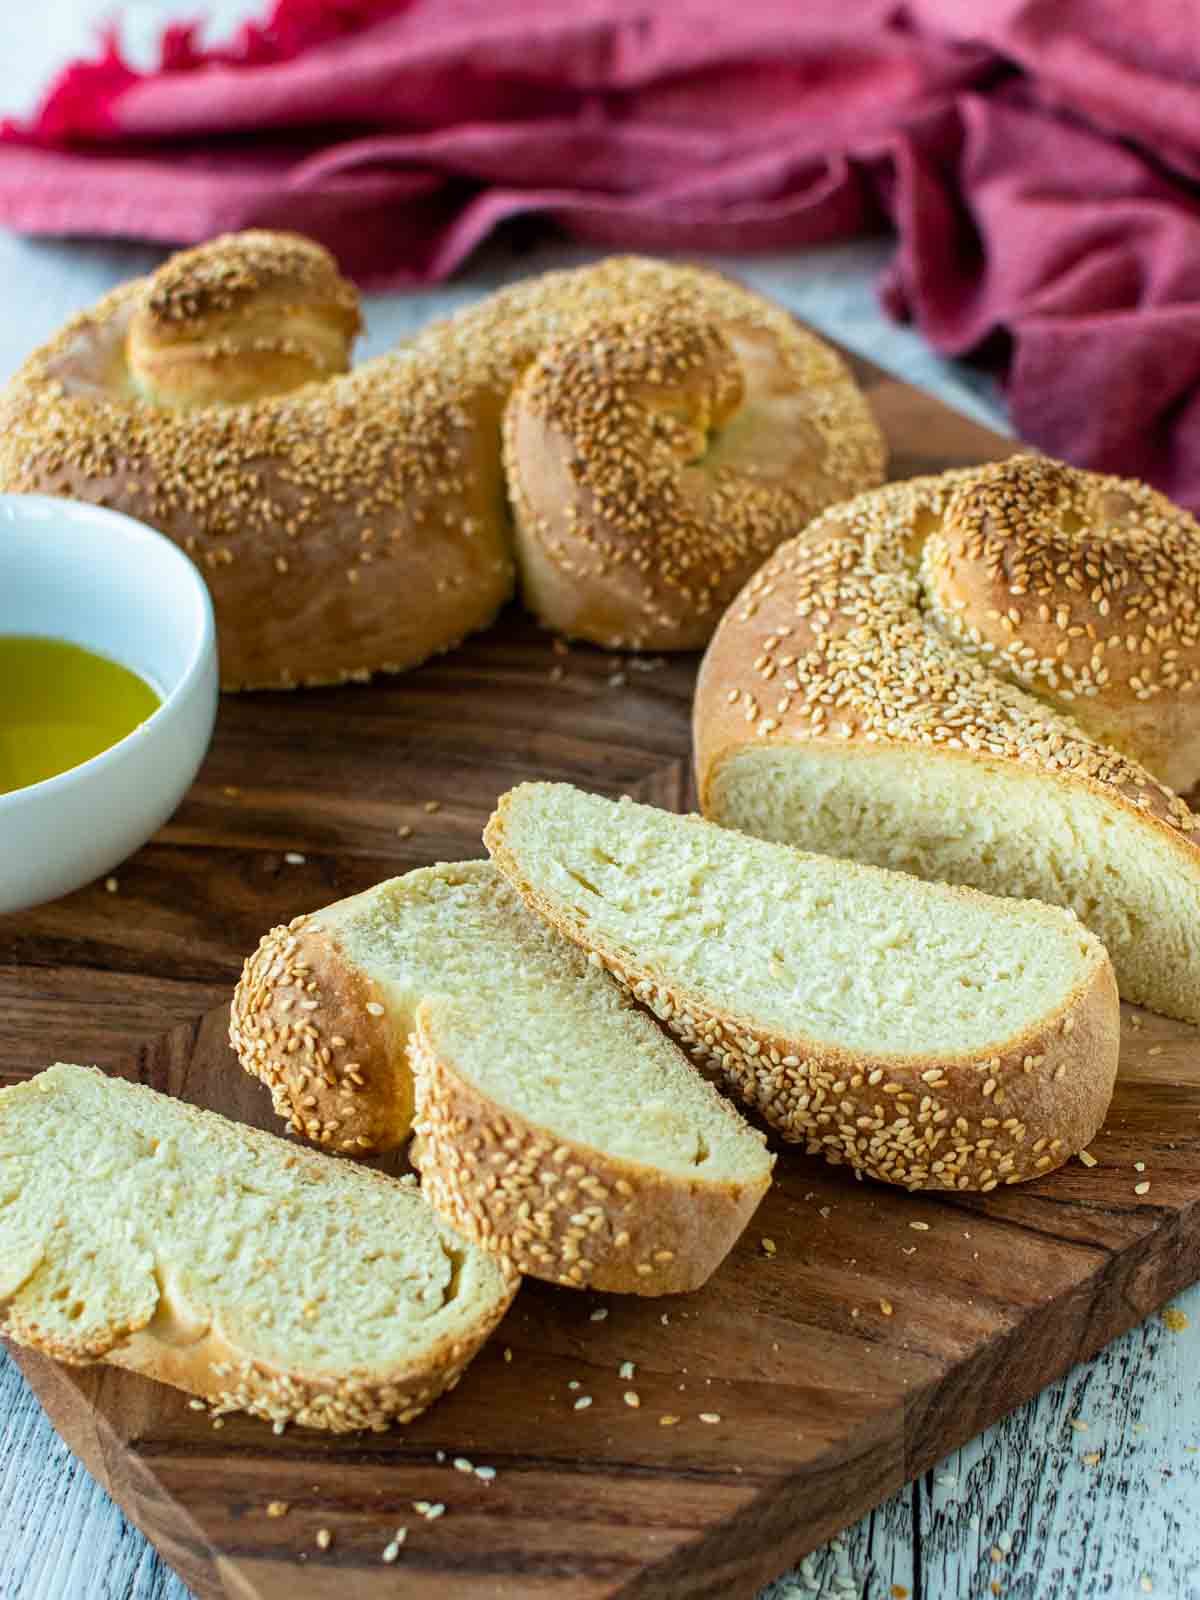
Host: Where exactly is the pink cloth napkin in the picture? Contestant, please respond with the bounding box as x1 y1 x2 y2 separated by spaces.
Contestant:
4 0 1200 507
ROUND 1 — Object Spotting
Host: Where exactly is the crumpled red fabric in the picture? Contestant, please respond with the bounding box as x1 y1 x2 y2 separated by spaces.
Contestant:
4 0 1200 506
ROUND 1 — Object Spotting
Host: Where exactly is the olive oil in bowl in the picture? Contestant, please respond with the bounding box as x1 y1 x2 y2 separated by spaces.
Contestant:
0 636 162 795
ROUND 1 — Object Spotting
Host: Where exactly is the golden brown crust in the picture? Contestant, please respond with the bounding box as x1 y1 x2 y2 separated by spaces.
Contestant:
0 270 514 691
0 237 883 686
924 457 1200 792
409 1002 771 1293
229 911 414 1156
502 283 886 650
484 799 1121 1192
127 230 362 410
101 1286 513 1434
693 467 1200 846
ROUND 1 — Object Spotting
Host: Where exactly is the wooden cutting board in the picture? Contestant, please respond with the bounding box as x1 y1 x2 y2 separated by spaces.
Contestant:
4 350 1200 1600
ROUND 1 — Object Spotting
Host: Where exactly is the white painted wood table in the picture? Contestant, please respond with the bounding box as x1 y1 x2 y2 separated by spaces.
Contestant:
2 6 1199 1597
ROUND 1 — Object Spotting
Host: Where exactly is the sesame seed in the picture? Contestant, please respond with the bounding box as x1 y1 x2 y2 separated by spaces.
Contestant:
1135 1180 1151 1195
619 1360 635 1380
624 1391 641 1408
699 1412 721 1424
266 1501 289 1518
424 800 441 814
365 1001 385 1016
659 1414 680 1426
397 824 413 838
315 1529 332 1551
909 1221 931 1232
1078 1150 1098 1167
574 1396 592 1410
590 1307 608 1322
879 1299 894 1316
284 852 306 865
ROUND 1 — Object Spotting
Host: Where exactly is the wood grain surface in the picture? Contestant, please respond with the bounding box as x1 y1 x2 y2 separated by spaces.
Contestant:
3 352 1199 1600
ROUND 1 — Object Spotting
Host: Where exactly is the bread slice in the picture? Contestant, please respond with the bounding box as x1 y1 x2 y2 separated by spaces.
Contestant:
0 1064 516 1431
485 783 1121 1191
231 861 773 1294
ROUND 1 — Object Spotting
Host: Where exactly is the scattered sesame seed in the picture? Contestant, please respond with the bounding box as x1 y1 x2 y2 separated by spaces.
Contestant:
187 1399 206 1411
1148 1046 1164 1056
475 1466 496 1482
382 1541 402 1565
1134 1160 1146 1171
909 1221 931 1232
424 800 441 814
222 785 241 797
879 1299 894 1316
590 1307 608 1322
315 1529 332 1551
365 1000 385 1016
283 852 306 865
624 1391 641 1408
619 1360 636 1380
503 1348 513 1362
574 1396 592 1410
1078 1150 1097 1166
699 1412 721 1424
453 1457 473 1473
659 1414 680 1426
1135 1180 1152 1195
396 824 413 838
104 877 118 893
266 1501 289 1518
761 1236 777 1257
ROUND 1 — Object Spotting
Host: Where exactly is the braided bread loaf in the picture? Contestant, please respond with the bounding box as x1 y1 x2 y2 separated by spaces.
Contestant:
0 232 885 689
694 456 1200 1024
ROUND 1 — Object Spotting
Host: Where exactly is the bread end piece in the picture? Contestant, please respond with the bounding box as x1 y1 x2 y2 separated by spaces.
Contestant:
230 907 414 1155
410 999 772 1296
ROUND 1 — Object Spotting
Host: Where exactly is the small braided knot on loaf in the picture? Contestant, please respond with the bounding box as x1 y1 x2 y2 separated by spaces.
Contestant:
0 231 886 690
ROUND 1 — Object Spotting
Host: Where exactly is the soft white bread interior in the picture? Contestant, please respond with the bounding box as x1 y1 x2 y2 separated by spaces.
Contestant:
485 783 1121 1192
0 1064 516 1431
231 862 772 1294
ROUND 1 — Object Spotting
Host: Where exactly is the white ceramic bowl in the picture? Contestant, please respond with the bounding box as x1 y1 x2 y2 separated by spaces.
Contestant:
0 495 218 913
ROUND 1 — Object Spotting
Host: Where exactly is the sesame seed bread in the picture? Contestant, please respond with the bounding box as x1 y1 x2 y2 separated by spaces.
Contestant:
230 861 773 1292
0 1064 517 1432
409 996 772 1294
693 460 1200 1024
485 783 1121 1192
502 285 886 651
0 233 884 686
